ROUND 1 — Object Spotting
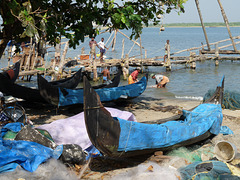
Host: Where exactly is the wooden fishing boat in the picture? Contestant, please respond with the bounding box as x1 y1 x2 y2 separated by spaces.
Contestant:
1 61 20 83
0 68 82 103
48 67 82 89
83 76 224 158
38 71 147 107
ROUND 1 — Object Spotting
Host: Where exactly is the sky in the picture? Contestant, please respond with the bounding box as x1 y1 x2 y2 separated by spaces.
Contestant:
1 0 239 25
164 0 240 23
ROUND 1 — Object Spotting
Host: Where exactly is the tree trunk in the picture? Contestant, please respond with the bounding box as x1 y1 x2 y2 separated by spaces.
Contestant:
0 38 10 59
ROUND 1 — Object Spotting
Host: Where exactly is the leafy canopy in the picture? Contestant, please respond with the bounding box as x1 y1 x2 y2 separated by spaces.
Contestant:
0 0 186 49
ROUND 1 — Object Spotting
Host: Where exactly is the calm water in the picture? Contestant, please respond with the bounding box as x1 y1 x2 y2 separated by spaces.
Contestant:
1 27 240 100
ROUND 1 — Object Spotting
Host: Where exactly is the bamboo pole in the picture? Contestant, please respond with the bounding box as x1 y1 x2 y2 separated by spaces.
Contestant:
24 39 35 71
215 43 219 59
165 42 171 71
31 51 38 70
57 41 69 78
217 0 237 51
195 0 210 50
112 30 117 51
171 36 240 56
139 35 143 71
105 30 114 45
19 52 25 70
118 30 144 49
7 45 12 68
93 59 98 81
128 38 138 55
219 41 240 49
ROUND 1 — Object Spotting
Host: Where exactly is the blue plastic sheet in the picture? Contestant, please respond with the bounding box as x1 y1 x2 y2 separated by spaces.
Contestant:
0 123 63 173
220 126 234 135
117 103 223 152
59 76 147 106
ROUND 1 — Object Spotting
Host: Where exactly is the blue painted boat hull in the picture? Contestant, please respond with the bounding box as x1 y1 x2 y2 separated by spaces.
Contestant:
58 75 147 106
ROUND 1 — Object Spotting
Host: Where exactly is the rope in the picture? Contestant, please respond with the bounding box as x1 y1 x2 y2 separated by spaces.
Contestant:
84 104 104 110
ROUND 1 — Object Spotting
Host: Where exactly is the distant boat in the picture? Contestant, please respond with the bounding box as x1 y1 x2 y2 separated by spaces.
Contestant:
38 72 147 107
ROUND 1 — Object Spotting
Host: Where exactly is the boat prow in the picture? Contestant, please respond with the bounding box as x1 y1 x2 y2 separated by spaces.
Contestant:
84 76 121 156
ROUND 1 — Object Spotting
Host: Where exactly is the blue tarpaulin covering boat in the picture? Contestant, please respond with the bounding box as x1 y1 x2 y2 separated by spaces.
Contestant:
38 73 148 107
83 76 224 158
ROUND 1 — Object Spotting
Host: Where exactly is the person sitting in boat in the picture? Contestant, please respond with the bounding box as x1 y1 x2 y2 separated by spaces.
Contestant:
128 67 141 85
101 66 111 83
151 74 169 88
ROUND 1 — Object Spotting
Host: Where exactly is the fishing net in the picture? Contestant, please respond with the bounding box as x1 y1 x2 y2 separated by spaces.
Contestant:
178 160 240 180
203 89 240 110
166 146 215 164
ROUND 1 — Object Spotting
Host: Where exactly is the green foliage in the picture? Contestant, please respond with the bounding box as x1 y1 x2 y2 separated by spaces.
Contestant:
0 0 186 51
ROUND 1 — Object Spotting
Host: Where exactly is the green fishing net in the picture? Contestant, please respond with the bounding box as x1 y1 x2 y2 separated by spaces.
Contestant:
203 89 240 110
167 146 214 163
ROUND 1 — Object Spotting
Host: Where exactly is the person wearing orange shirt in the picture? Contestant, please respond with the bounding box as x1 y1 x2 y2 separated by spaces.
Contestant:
128 67 141 84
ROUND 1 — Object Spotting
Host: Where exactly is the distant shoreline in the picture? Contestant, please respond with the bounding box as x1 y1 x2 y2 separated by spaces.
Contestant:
148 22 240 28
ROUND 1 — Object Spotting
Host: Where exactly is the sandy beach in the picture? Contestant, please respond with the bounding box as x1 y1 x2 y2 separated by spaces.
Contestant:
21 96 240 179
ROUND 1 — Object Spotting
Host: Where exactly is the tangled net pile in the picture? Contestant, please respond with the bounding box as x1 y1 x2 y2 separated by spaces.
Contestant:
203 89 240 110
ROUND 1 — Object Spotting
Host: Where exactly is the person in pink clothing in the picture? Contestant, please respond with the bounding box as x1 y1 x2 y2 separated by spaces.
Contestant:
128 67 141 84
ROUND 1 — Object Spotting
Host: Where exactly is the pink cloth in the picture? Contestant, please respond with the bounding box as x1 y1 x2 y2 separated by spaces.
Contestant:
37 107 136 150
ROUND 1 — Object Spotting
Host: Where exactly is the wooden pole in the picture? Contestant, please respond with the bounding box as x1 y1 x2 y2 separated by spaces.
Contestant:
121 39 125 59
122 54 128 80
171 35 240 56
24 38 34 71
219 41 240 49
139 35 143 71
57 41 69 79
118 30 144 49
215 43 219 59
90 43 96 65
7 45 12 68
93 59 98 81
195 0 211 50
112 30 117 51
165 43 171 71
31 51 38 70
217 0 237 51
128 38 138 55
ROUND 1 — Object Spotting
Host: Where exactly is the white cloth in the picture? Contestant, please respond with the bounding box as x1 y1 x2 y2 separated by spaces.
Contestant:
98 41 105 49
155 74 163 84
37 107 137 150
